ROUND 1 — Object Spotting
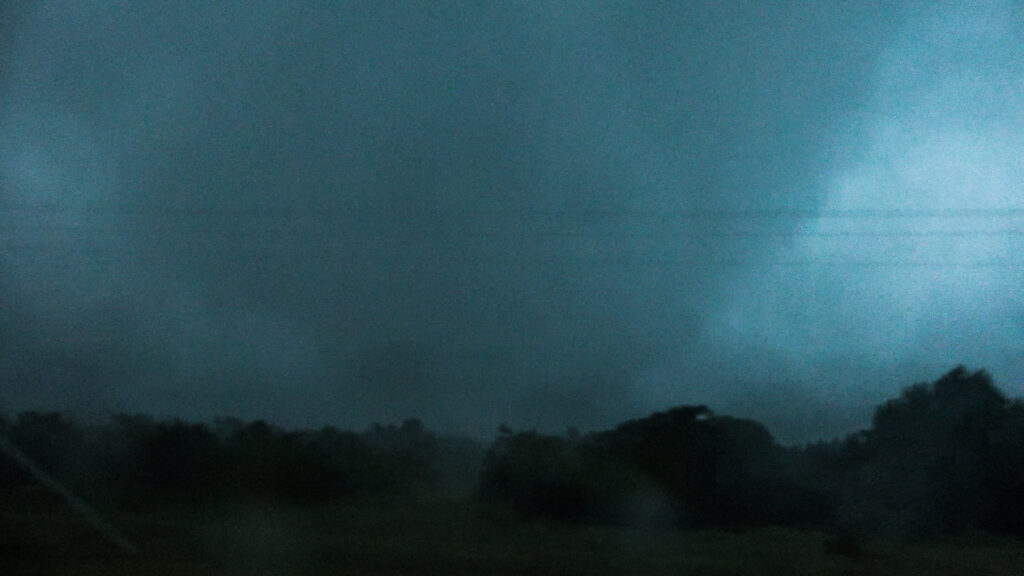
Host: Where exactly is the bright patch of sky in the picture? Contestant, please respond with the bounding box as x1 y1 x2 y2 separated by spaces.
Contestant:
714 2 1023 386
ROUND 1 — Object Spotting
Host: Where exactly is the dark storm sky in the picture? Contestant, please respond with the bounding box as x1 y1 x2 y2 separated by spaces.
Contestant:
2 1 1022 443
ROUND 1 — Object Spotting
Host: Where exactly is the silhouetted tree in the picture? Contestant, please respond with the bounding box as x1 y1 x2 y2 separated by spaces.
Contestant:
478 429 595 521
137 420 224 502
821 367 1022 538
983 399 1024 533
432 434 486 497
0 412 21 488
4 412 86 487
478 405 830 529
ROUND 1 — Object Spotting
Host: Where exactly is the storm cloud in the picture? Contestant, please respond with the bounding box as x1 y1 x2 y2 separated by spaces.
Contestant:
2 1 1021 442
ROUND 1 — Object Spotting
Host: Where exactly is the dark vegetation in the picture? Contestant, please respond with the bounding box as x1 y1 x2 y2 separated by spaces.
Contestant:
2 366 1023 549
480 367 1024 541
0 413 483 508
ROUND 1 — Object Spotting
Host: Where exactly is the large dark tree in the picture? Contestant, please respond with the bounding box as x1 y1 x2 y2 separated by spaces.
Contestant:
825 367 1024 538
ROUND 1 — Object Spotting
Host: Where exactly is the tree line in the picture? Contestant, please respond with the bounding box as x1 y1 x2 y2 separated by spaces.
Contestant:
2 366 1023 541
480 366 1024 541
0 413 483 506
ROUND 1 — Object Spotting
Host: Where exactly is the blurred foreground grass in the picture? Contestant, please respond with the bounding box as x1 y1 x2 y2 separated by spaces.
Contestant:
2 488 1023 575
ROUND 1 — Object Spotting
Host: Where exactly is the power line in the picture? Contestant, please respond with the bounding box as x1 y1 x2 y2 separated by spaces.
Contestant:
2 243 1021 269
3 204 1024 220
4 208 1023 237
4 224 1024 238
4 204 1021 268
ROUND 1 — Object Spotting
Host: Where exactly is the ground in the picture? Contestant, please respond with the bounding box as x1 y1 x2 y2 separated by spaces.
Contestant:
2 489 1023 575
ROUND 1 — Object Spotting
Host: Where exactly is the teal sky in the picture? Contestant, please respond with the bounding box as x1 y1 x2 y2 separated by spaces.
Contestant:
2 1 1021 442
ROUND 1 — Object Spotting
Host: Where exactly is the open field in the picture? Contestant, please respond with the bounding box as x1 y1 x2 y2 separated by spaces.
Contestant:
2 491 1023 576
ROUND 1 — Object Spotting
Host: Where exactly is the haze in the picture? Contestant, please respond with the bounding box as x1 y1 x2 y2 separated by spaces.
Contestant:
2 1 1022 443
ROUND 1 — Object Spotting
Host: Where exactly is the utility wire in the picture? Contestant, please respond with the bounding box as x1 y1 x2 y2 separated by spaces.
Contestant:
4 227 1023 238
1 245 1021 269
3 204 1024 219
3 206 1021 268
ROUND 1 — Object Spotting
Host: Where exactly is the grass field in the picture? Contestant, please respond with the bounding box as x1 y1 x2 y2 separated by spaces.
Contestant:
2 490 1023 575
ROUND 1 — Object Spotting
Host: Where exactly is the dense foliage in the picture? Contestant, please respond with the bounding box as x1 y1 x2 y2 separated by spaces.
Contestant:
2 366 1022 541
807 367 1024 537
0 414 482 507
479 367 1024 539
480 406 832 529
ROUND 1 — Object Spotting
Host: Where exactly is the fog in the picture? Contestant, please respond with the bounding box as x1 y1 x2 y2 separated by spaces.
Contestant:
2 1 1022 442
